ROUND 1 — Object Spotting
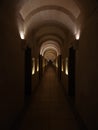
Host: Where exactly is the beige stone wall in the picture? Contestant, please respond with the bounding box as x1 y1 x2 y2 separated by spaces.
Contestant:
0 4 25 130
76 7 98 130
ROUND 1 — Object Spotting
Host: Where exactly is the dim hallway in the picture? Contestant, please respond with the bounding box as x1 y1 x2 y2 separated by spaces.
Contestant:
17 64 79 130
1 1 98 130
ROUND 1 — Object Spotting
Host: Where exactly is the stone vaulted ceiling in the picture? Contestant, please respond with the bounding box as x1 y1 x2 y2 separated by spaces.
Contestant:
16 0 98 60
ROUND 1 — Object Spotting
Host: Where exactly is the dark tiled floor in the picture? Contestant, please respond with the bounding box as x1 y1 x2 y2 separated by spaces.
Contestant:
18 65 80 130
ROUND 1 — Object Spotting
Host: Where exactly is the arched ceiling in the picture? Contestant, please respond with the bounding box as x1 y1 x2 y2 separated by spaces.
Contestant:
1 0 98 61
16 0 98 61
33 25 67 45
17 0 81 39
25 8 76 35
29 24 67 58
44 50 57 61
19 0 80 19
40 40 61 55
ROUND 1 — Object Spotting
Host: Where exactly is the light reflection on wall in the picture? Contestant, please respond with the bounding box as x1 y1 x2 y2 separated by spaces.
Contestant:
65 58 68 75
20 31 25 39
62 59 64 72
37 59 39 72
17 17 26 40
56 59 58 68
32 58 35 75
75 28 80 40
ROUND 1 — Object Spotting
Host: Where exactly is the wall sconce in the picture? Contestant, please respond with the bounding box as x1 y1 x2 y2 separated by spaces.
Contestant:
75 29 80 40
20 30 25 40
62 59 64 72
20 31 27 49
65 58 68 75
37 59 39 72
32 58 35 75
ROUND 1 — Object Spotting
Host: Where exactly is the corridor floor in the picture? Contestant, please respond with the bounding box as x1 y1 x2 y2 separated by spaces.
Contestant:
18 65 80 130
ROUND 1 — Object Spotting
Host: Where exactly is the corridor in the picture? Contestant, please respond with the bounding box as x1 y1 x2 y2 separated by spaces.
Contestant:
18 65 79 130
1 1 98 130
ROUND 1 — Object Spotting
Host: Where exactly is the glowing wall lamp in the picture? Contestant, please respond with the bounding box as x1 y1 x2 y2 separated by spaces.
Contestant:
75 29 80 40
62 59 64 72
37 59 39 72
20 31 25 40
65 58 68 75
19 31 26 49
32 58 35 75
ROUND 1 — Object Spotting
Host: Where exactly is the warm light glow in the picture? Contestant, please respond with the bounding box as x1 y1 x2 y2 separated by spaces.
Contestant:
37 66 39 72
37 59 39 72
44 52 56 61
62 60 64 72
32 68 35 75
75 29 80 40
65 58 68 75
17 15 25 40
32 58 35 75
20 31 25 39
62 66 64 71
56 59 58 68
40 40 61 56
